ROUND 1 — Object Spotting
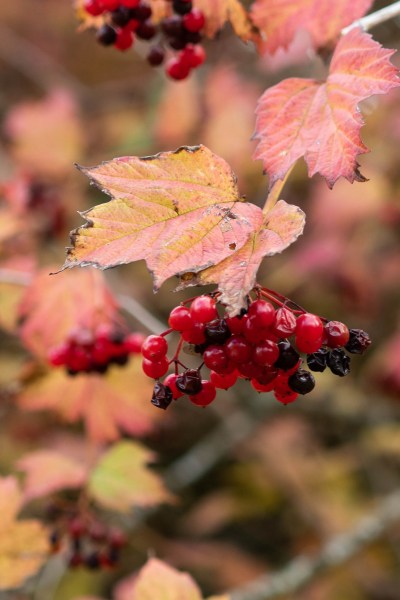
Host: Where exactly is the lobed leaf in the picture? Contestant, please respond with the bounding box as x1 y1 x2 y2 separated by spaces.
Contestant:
250 0 373 53
63 146 262 288
18 450 87 502
88 441 172 512
18 356 159 443
180 200 305 315
194 0 255 42
253 29 400 188
0 477 48 591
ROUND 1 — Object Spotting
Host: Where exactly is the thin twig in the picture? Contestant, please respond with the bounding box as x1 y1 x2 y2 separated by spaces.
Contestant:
342 1 400 35
230 488 400 600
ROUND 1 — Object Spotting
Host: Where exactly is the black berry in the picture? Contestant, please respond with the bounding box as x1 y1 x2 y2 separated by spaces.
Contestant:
147 46 165 66
173 0 193 15
288 369 315 394
327 348 350 377
345 329 371 354
204 319 231 345
151 382 173 410
175 369 203 395
274 340 300 371
96 25 118 46
111 7 132 27
307 348 329 372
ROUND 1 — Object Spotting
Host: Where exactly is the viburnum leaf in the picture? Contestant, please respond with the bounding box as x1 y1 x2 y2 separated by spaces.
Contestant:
180 200 305 315
253 29 400 188
62 146 261 288
250 0 373 53
18 267 118 360
124 558 203 599
18 450 87 502
18 357 159 443
0 476 48 591
194 0 255 42
88 441 172 512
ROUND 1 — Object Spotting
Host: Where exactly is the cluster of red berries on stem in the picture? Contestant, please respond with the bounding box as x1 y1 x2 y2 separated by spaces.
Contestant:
141 287 371 409
83 0 207 80
48 324 145 375
48 508 127 570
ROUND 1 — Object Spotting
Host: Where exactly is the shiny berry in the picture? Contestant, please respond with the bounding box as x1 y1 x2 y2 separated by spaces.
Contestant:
183 9 205 32
225 335 252 363
288 369 315 394
114 27 134 50
203 345 229 371
189 380 216 406
307 348 329 372
84 0 104 15
204 318 231 344
324 320 350 348
142 335 168 360
151 382 173 409
274 389 299 404
142 356 169 378
190 296 218 324
168 306 193 331
175 369 203 394
163 373 184 399
181 322 206 344
210 369 238 390
252 340 280 367
274 340 300 370
272 306 297 337
96 24 117 45
248 299 275 328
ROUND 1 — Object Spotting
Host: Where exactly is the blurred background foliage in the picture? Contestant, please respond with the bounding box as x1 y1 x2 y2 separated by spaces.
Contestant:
0 1 400 599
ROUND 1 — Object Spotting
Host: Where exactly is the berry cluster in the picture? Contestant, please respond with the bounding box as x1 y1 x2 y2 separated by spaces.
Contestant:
83 0 207 80
49 511 127 570
48 325 145 375
141 288 371 408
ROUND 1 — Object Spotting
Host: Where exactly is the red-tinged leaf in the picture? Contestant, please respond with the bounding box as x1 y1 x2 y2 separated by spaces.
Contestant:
180 200 305 315
88 442 172 512
0 476 48 591
250 0 373 53
3 89 83 178
18 357 159 443
122 558 203 599
18 267 118 360
18 450 88 502
253 29 400 188
63 146 262 288
194 0 256 42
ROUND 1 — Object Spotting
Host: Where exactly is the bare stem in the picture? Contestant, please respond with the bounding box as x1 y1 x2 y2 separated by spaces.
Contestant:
263 168 294 217
342 1 400 35
230 487 400 600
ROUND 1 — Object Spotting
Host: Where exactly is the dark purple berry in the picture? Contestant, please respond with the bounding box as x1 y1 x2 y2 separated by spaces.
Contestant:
147 46 165 66
161 15 184 37
111 7 132 27
307 348 329 372
274 340 300 371
204 319 231 345
96 24 118 46
136 20 157 39
173 0 193 15
151 382 173 410
345 329 371 354
130 2 152 20
168 36 187 50
327 348 351 377
288 369 315 394
175 369 203 395
183 30 202 44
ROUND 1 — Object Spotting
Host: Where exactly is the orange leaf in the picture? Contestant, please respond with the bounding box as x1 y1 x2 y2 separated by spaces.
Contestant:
253 29 400 188
250 0 373 53
63 146 261 289
18 357 159 442
18 450 87 502
18 267 118 360
194 0 255 41
180 200 305 315
88 442 172 512
125 558 203 599
0 477 48 591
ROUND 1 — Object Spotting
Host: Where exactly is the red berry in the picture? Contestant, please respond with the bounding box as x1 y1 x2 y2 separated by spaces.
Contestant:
274 389 298 405
68 517 86 539
210 369 238 390
99 0 119 9
163 373 184 399
252 340 280 367
248 299 275 328
166 58 190 80
189 381 216 406
251 379 275 393
203 345 229 372
190 296 218 324
225 335 252 363
120 0 140 6
168 306 193 331
295 335 323 354
324 321 350 348
142 356 169 378
142 335 168 360
123 332 146 353
183 9 205 32
180 44 206 68
272 306 297 337
84 0 104 15
243 315 270 343
114 27 134 50
296 313 323 341
224 315 244 334
181 322 206 344
48 342 70 366
68 347 91 372
237 361 262 380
